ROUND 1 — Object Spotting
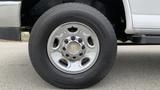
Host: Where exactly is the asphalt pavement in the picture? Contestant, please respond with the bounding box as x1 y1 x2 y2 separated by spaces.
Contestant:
0 41 160 90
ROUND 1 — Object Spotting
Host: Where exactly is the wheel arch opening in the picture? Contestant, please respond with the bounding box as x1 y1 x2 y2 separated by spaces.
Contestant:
21 0 127 41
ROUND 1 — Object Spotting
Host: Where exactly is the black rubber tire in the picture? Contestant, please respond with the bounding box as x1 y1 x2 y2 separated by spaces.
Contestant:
29 3 117 89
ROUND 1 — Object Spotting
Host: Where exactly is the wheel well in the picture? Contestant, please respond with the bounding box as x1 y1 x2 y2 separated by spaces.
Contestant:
21 0 127 41
100 0 127 41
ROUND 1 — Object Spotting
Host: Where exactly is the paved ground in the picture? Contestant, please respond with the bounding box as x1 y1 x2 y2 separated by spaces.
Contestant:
0 41 160 90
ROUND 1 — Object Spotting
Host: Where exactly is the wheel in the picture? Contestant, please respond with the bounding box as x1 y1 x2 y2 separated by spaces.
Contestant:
29 3 117 89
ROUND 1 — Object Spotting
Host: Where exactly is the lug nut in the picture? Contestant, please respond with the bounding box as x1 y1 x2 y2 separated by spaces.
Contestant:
73 57 76 59
71 36 76 40
78 38 82 43
82 45 85 49
79 53 83 56
62 47 66 51
64 39 68 44
66 54 69 57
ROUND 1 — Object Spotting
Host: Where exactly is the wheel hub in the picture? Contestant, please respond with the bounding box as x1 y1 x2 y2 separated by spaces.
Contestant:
67 42 81 54
62 36 86 60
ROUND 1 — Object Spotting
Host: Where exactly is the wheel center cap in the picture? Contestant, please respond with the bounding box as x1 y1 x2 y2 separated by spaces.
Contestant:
67 42 81 55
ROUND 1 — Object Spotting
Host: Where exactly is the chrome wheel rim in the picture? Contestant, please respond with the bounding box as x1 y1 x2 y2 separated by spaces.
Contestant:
47 22 100 74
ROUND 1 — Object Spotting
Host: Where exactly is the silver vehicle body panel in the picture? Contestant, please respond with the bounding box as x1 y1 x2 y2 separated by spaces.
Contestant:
0 1 21 27
0 1 160 35
124 0 160 34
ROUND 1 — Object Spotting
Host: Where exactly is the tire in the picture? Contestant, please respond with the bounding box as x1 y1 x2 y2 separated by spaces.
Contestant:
29 3 117 89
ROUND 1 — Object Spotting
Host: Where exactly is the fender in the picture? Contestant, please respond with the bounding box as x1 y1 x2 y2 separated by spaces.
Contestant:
0 1 21 27
122 0 160 34
0 1 21 40
122 0 133 34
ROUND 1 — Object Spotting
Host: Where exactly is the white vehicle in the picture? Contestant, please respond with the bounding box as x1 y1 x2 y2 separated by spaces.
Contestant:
0 0 159 89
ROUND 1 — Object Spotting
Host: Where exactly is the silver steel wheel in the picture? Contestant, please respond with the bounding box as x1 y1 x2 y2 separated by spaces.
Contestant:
47 22 100 74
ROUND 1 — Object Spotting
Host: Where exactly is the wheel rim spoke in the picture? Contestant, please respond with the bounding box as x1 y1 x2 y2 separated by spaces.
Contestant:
50 51 63 65
67 60 82 72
